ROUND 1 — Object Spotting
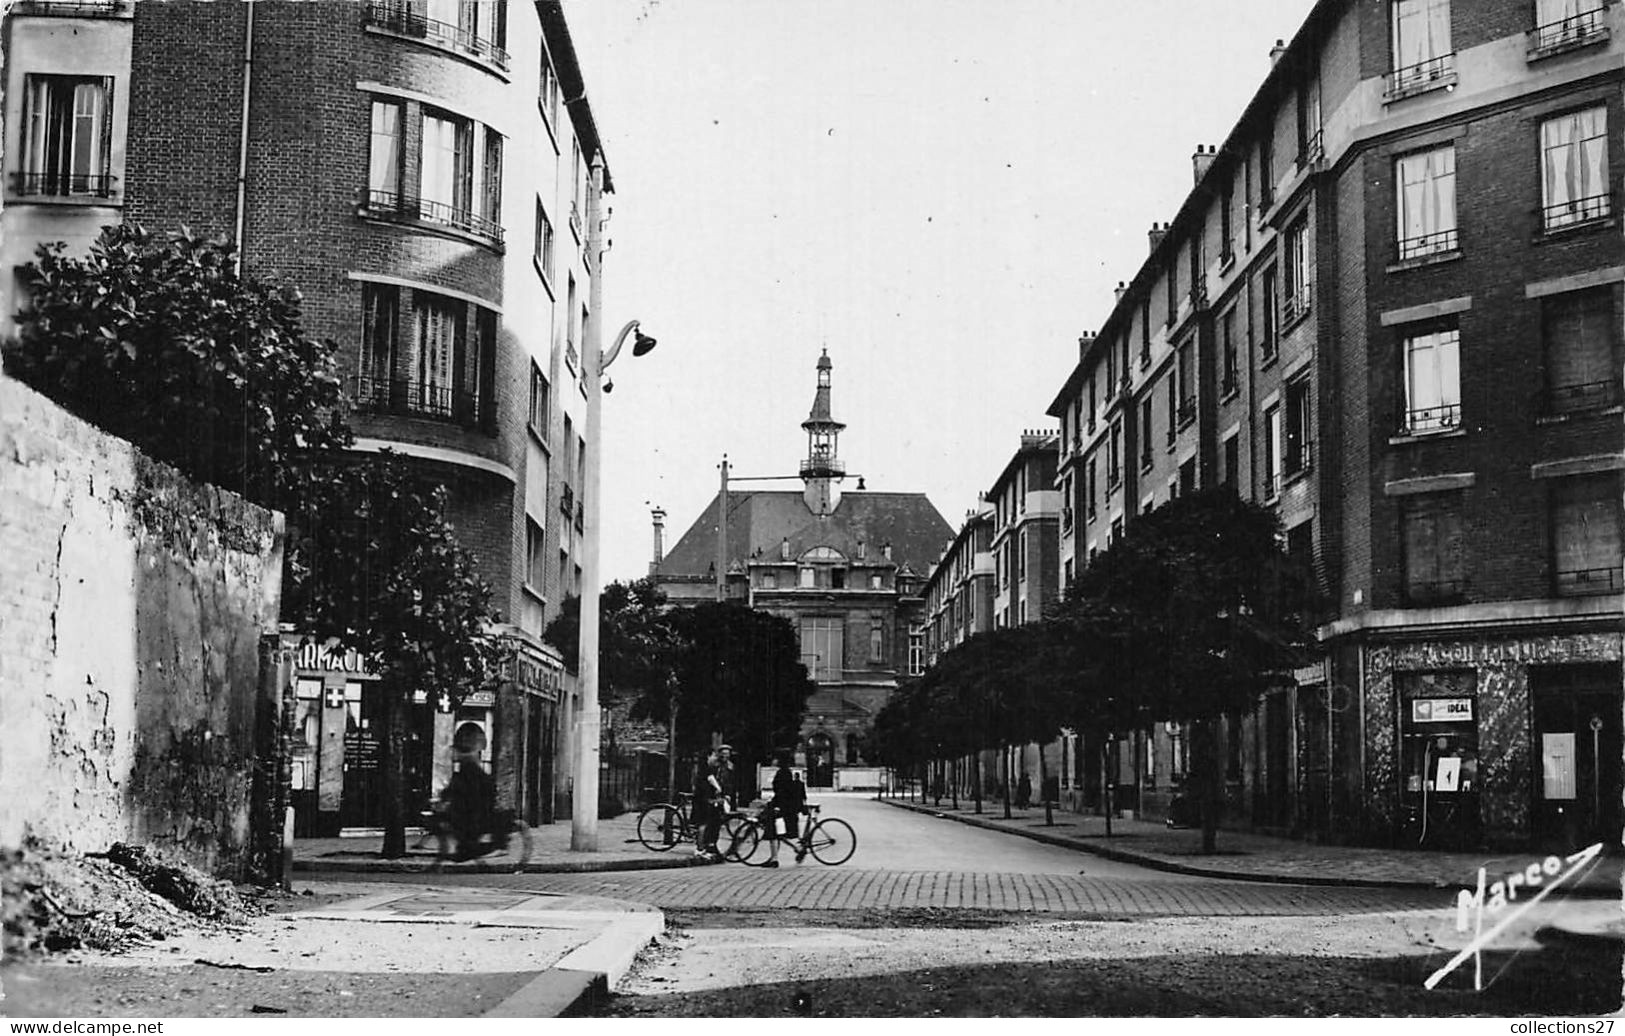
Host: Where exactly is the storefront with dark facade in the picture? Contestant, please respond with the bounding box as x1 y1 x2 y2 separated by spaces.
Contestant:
286 633 565 837
1359 629 1621 854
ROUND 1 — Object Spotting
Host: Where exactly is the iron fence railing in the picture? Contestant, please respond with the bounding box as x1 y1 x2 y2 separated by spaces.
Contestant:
1556 566 1621 596
1401 402 1461 435
1528 7 1609 53
1542 192 1612 232
1540 379 1621 416
1397 226 1458 261
363 1 510 70
12 171 117 197
361 188 504 247
352 374 490 429
1386 53 1456 99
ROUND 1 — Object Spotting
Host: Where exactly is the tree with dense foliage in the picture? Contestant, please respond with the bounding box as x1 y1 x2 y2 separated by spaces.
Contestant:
4 225 351 508
547 593 816 801
1051 489 1320 852
283 453 502 858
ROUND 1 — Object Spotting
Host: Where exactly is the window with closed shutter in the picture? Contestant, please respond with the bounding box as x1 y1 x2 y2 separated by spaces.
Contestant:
1543 288 1617 413
1402 492 1467 604
1553 475 1622 595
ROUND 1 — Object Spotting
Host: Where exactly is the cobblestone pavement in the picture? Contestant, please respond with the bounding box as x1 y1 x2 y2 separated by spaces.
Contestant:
303 865 1448 916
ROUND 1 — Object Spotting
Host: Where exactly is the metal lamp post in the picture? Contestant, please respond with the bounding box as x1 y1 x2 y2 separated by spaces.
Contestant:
573 153 657 851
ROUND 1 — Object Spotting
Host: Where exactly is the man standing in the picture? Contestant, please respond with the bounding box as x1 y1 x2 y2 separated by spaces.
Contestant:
715 743 738 812
691 749 724 859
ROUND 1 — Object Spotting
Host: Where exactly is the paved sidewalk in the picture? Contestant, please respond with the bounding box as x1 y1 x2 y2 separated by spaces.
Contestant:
292 809 713 874
881 797 1622 903
1 881 664 1018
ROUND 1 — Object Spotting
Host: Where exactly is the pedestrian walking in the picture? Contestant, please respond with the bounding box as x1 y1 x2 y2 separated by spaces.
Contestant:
1017 773 1032 810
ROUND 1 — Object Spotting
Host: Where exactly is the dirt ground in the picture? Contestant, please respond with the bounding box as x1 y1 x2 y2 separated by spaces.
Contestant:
596 909 1625 1018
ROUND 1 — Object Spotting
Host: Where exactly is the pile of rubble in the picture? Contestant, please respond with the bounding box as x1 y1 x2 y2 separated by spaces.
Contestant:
1 839 259 958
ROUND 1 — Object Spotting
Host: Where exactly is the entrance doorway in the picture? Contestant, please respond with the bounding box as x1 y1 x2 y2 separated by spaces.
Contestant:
1532 663 1622 852
338 682 434 829
806 733 834 788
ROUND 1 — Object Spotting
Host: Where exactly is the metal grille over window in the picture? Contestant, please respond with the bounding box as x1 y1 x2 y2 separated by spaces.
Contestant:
1396 146 1458 260
1402 327 1461 435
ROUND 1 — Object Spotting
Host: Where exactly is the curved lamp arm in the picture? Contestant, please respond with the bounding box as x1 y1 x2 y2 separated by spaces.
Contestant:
601 319 642 373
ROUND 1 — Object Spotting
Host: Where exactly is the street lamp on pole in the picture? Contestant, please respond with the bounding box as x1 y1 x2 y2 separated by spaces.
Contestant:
573 152 658 852
572 315 657 852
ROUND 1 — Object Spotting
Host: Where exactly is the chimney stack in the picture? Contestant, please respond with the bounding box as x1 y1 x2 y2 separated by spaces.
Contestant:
1113 281 1128 303
1193 144 1217 185
1270 38 1288 65
1078 331 1096 361
1149 221 1169 254
649 507 667 574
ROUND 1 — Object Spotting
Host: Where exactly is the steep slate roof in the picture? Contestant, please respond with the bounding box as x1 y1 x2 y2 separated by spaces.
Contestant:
656 490 954 580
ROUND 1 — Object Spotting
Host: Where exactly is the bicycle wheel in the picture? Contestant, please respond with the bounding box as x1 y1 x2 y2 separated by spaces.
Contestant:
637 805 687 851
806 817 855 865
720 819 761 863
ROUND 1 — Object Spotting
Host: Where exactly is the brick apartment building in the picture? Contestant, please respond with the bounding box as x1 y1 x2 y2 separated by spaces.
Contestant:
922 502 995 668
1047 0 1622 851
651 352 953 788
2 0 612 833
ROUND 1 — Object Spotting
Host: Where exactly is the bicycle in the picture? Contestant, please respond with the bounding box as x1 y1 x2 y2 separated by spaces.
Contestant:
636 792 753 857
728 803 855 866
416 802 534 870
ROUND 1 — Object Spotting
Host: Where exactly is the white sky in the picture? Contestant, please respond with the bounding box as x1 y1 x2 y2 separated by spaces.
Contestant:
562 0 1322 583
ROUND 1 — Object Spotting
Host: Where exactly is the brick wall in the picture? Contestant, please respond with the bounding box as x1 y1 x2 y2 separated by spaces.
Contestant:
0 379 284 877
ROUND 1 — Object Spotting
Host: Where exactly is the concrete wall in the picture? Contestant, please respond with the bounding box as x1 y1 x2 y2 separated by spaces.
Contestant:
0 379 284 876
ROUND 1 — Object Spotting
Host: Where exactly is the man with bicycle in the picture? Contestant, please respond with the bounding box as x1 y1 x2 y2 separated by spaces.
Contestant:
758 754 809 868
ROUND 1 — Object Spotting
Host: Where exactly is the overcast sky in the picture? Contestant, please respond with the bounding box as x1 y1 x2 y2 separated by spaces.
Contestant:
561 0 1321 584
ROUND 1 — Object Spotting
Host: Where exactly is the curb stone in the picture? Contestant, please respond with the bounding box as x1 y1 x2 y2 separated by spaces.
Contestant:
484 911 666 1017
291 853 718 875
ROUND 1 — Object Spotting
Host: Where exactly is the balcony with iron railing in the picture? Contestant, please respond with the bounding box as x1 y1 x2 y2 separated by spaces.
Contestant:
1538 378 1622 418
1400 402 1462 437
1297 129 1325 168
1555 565 1622 597
1541 191 1613 233
1404 577 1469 607
363 1 510 71
1385 53 1456 101
1396 226 1459 262
359 188 504 249
352 374 492 431
11 172 118 199
1528 6 1610 57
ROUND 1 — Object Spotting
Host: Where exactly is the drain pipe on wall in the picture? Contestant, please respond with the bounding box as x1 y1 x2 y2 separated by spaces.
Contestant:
233 1 256 276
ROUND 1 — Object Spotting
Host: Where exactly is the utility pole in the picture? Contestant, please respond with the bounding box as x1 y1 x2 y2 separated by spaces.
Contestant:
716 455 729 601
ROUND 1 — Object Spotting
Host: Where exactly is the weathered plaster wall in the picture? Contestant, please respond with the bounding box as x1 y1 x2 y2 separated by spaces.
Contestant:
0 379 283 875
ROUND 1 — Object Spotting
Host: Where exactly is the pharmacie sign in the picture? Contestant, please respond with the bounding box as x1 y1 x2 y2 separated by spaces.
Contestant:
1411 698 1473 723
296 640 378 678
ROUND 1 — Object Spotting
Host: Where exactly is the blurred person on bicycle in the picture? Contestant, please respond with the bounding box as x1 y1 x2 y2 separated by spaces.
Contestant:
442 722 497 861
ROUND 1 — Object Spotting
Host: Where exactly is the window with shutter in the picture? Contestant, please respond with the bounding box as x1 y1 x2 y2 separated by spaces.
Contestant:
1402 493 1467 604
1542 288 1618 414
1552 475 1622 595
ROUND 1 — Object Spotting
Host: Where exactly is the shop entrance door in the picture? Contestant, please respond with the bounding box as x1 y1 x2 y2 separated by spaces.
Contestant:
1532 664 1622 852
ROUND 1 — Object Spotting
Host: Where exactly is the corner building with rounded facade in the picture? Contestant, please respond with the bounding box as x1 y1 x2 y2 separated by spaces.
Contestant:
0 0 613 833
